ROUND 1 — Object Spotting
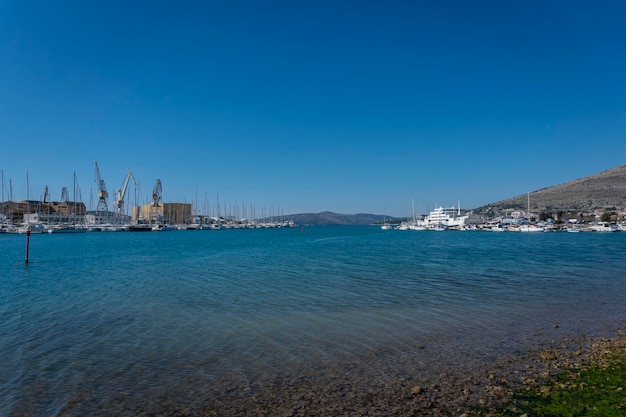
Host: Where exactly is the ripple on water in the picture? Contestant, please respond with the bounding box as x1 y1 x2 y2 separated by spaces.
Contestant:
1 227 625 415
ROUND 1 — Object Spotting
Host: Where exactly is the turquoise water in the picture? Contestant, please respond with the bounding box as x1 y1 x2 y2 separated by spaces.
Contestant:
1 227 625 415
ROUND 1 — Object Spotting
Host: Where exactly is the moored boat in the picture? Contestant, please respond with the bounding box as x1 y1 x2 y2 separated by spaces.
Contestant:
587 223 618 232
127 224 152 232
518 224 544 232
47 224 87 233
418 203 468 230
17 224 47 234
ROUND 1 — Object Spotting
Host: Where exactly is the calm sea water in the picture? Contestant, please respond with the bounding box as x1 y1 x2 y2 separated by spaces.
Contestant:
1 226 625 416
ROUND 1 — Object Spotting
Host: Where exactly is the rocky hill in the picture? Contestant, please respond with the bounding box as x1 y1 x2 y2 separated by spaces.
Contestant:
476 164 626 215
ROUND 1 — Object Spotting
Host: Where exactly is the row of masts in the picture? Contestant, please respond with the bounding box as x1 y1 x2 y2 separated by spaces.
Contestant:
1 164 291 226
189 193 290 224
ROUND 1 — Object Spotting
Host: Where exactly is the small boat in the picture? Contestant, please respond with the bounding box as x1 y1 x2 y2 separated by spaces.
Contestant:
98 224 128 232
380 203 392 230
47 224 87 233
17 224 47 234
152 224 177 231
395 222 410 230
587 223 618 232
127 224 152 232
518 224 544 232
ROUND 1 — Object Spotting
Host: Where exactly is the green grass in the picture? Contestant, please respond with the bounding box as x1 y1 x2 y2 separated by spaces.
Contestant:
506 358 626 416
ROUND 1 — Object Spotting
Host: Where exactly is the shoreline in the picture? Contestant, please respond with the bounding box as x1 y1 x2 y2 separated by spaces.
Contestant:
418 325 626 416
193 325 626 417
109 324 626 417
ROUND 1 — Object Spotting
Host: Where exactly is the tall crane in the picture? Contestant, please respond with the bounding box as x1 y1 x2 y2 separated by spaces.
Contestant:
151 179 162 222
94 160 109 213
151 179 162 208
61 187 69 203
114 169 137 217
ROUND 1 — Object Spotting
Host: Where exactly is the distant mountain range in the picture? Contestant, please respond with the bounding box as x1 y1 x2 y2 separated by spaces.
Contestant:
287 164 626 225
287 211 394 226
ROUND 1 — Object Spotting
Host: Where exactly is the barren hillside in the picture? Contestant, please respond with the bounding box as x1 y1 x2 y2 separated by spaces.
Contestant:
477 164 626 214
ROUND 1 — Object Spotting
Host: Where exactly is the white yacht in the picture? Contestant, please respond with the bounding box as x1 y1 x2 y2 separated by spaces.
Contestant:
17 223 47 234
395 222 410 230
419 204 468 230
518 224 545 232
587 223 618 232
47 224 87 233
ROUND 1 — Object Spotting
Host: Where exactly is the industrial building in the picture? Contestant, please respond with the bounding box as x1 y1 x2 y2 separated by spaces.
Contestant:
133 202 192 225
1 200 87 225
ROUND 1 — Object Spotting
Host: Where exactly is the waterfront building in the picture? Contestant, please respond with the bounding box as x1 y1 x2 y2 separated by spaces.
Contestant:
133 202 192 225
1 200 86 225
85 211 130 225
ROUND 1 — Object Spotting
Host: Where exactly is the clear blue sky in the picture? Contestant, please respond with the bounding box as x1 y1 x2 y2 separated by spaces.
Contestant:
1 1 625 217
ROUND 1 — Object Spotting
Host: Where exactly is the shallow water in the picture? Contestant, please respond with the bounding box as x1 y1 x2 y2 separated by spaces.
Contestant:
1 227 625 415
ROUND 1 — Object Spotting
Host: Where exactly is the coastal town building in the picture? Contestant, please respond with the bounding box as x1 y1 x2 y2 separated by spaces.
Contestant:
1 200 86 224
133 202 192 225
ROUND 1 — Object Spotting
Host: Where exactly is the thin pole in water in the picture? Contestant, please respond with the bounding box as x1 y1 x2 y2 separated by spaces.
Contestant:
25 228 31 264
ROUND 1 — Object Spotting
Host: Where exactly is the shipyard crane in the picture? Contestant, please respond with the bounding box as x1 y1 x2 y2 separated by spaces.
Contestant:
114 169 137 217
151 179 162 222
61 187 69 203
94 160 109 213
151 179 162 208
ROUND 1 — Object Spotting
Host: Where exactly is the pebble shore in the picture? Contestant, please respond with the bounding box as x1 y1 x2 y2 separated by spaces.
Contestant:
203 326 626 417
57 326 626 416
421 326 626 416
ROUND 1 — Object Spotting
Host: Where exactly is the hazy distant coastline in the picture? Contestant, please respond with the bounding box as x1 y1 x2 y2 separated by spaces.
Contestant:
293 164 626 225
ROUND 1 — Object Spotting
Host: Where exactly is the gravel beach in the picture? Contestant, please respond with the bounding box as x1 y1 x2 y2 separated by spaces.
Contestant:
111 325 626 417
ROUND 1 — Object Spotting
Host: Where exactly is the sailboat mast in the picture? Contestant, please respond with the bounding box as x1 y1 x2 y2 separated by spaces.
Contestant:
73 172 76 225
26 171 29 221
9 179 13 222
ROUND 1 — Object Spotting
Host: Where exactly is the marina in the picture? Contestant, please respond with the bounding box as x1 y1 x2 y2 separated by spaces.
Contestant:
387 203 626 232
0 163 297 234
2 164 625 234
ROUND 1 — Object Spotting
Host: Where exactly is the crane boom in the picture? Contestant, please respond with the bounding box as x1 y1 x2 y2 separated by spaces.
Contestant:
114 169 137 216
151 179 162 207
150 179 163 222
94 160 109 213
